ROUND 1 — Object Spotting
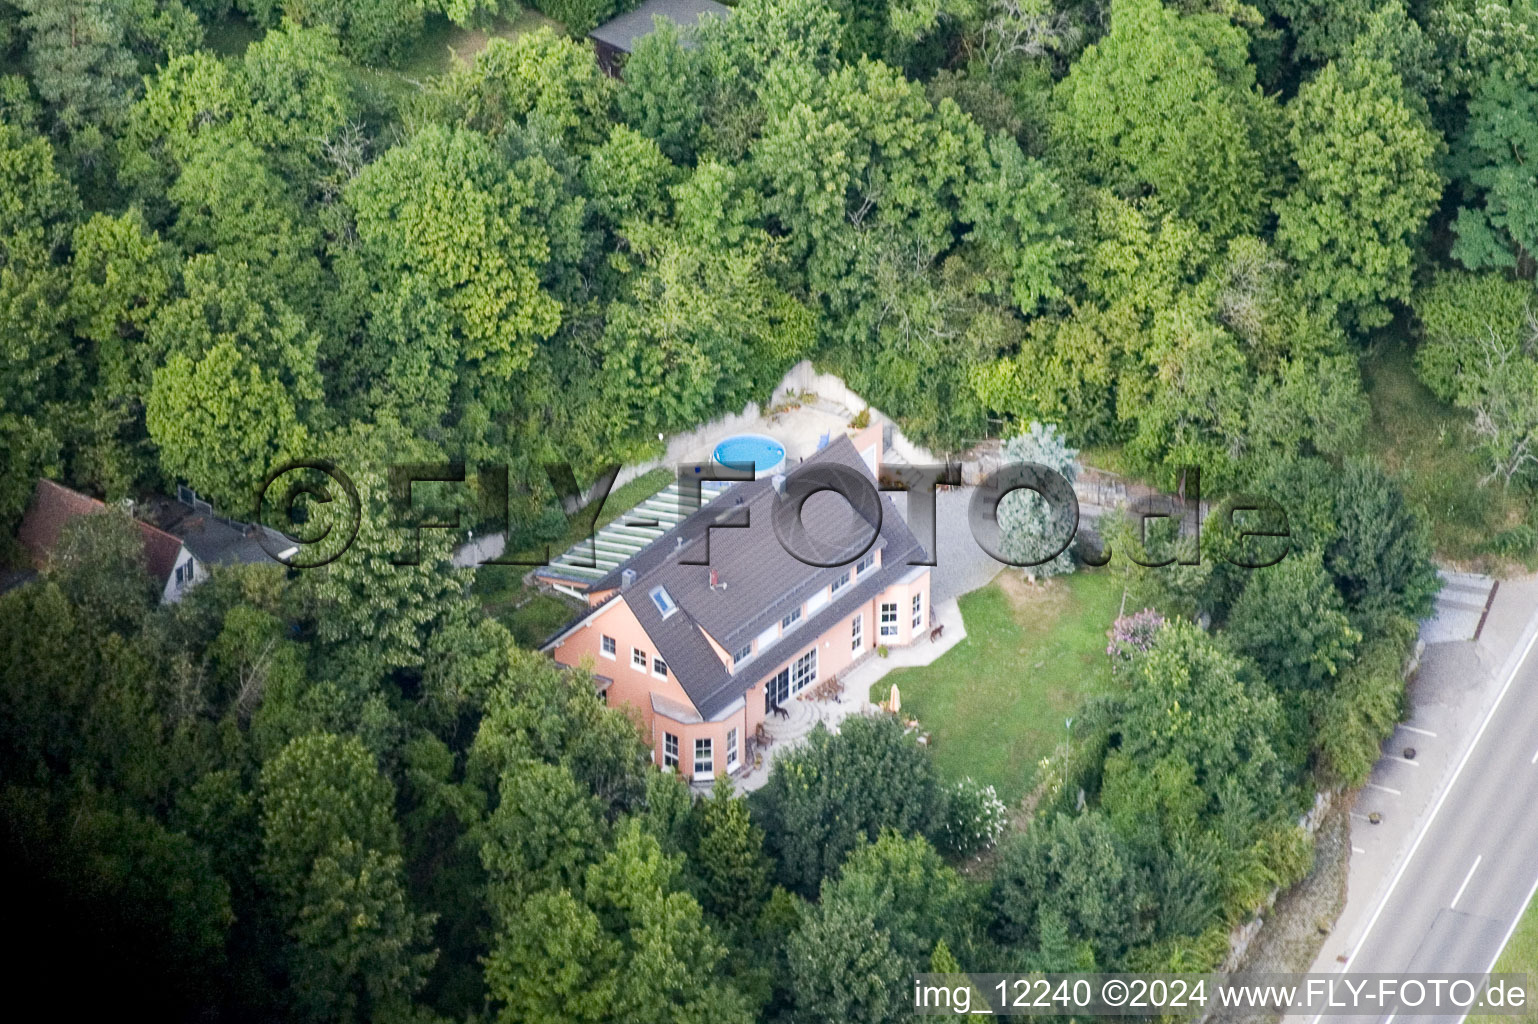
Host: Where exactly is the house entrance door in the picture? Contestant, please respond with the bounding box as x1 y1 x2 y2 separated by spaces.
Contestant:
765 668 790 712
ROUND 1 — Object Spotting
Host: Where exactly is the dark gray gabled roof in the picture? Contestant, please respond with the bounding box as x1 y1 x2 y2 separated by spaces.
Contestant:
550 436 929 721
588 0 730 53
148 497 295 567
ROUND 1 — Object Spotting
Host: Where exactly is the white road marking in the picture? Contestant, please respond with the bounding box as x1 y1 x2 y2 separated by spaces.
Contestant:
1367 783 1402 796
1454 870 1538 1024
1451 855 1483 910
1317 611 1538 1013
1353 846 1366 854
1394 757 1421 767
1399 724 1438 738
1531 747 1538 765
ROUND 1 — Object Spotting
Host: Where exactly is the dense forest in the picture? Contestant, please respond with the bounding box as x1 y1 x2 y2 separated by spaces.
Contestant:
0 0 1530 1020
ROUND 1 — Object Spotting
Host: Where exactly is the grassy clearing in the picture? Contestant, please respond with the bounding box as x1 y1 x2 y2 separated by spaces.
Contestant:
1360 341 1533 570
1470 890 1538 1024
395 9 565 79
474 467 675 646
207 9 563 103
872 569 1123 805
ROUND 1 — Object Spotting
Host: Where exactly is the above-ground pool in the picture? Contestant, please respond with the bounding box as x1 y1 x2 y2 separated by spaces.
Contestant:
713 434 786 478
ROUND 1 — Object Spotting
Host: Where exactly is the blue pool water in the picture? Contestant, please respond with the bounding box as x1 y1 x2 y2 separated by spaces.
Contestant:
713 434 786 477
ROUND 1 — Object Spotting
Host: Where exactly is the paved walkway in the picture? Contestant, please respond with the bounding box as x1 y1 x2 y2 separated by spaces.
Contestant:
1420 569 1498 645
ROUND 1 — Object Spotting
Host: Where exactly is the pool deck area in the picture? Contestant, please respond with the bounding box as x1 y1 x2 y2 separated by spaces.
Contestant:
535 477 735 592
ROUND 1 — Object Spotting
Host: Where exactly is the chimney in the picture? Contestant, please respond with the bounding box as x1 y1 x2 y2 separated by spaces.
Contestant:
621 568 636 590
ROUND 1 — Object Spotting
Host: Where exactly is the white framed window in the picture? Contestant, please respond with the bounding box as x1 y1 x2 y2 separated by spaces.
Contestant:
632 647 648 670
880 602 899 638
851 613 863 652
791 648 817 694
732 642 752 666
600 634 616 659
781 606 802 630
912 593 923 630
856 551 876 575
830 569 851 595
649 585 678 618
726 728 738 771
663 732 679 769
694 737 713 777
652 655 668 679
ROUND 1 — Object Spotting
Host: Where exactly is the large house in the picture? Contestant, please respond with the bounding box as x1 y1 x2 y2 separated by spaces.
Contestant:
542 433 932 782
14 480 295 603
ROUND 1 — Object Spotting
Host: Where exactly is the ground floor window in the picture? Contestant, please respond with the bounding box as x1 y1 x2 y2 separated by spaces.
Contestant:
663 732 678 770
912 593 923 630
694 737 713 776
880 601 898 638
851 613 863 652
726 728 738 770
791 647 817 694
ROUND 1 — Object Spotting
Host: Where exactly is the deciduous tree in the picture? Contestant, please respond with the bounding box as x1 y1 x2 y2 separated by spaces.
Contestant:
1276 57 1442 330
1052 0 1279 240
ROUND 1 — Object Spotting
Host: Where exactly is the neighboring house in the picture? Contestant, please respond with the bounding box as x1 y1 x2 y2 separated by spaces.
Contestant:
14 480 296 604
589 0 730 73
146 491 298 577
542 433 932 782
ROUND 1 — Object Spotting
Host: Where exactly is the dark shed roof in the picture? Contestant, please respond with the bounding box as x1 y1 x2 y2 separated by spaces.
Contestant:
151 498 293 566
589 0 730 53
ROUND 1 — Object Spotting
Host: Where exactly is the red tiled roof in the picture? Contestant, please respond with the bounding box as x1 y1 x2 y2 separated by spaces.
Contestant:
16 480 185 586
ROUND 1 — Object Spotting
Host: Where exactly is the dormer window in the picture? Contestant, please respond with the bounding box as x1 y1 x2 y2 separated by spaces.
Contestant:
732 642 752 666
830 570 851 594
649 585 678 618
856 551 876 575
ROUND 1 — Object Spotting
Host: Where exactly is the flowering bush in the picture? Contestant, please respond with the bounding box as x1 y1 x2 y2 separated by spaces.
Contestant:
1107 608 1165 662
936 777 1009 858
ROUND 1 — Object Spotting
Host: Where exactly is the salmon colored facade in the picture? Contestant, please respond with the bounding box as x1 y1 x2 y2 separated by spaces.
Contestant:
543 426 931 782
548 548 931 782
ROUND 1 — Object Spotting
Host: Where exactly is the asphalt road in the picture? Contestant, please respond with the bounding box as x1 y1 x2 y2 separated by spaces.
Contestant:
1327 623 1538 1024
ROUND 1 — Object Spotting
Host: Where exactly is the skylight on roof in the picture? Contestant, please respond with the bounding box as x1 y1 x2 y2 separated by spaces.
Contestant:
649 585 678 618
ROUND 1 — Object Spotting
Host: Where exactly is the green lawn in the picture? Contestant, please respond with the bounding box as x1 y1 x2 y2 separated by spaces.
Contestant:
872 570 1124 805
207 9 564 111
474 467 676 646
1470 889 1538 1024
394 9 565 79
